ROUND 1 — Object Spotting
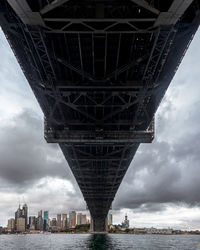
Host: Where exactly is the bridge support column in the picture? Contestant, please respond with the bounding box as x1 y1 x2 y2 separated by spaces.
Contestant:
90 216 108 233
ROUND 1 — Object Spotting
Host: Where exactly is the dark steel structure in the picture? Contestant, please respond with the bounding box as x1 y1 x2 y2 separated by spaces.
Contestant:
0 0 199 232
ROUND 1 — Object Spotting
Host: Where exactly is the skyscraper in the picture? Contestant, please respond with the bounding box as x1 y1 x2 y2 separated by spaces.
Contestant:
51 218 57 227
57 214 61 228
77 213 87 225
43 211 49 231
7 218 15 232
37 210 43 230
122 214 129 229
22 204 28 229
16 217 26 232
14 204 28 230
77 213 82 225
108 213 113 226
15 205 21 230
81 214 87 225
69 211 76 228
62 214 67 229
29 216 36 230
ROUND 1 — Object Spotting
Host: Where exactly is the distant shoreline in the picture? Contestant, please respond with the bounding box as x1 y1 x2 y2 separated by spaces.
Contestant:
1 232 200 236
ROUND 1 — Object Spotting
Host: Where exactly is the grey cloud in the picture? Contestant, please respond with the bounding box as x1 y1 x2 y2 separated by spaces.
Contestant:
0 109 79 192
114 116 200 211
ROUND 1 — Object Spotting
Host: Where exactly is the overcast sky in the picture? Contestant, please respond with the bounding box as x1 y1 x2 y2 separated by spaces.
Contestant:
0 27 200 229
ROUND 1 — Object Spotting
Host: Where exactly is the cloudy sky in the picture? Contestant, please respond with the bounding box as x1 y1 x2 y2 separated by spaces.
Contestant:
0 27 200 229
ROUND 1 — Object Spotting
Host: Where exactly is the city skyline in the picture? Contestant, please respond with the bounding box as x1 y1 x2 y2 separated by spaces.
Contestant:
7 203 91 223
0 25 200 230
5 203 113 233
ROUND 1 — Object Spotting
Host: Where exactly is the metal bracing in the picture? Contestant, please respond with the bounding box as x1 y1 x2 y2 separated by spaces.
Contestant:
155 0 194 26
1 0 199 232
40 0 70 15
129 27 177 130
43 18 157 34
40 84 156 125
44 18 157 22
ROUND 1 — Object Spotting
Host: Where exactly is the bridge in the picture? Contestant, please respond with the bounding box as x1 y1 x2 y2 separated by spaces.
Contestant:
0 0 199 232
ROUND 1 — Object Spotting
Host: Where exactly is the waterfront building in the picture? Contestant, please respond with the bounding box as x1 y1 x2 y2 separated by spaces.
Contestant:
29 216 36 230
16 217 25 232
37 210 43 230
108 213 113 226
7 218 15 232
29 216 36 225
15 206 20 230
69 211 76 228
43 211 49 231
146 228 173 234
121 214 129 229
14 204 28 230
35 217 39 230
62 214 67 229
22 204 28 229
77 213 82 225
38 210 42 217
51 218 57 227
67 218 70 228
81 214 87 225
57 214 61 228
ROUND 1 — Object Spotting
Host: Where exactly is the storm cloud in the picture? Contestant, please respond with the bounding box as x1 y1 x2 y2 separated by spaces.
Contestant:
0 109 73 189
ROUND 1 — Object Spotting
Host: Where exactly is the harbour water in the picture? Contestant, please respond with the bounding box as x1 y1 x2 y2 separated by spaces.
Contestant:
0 234 200 250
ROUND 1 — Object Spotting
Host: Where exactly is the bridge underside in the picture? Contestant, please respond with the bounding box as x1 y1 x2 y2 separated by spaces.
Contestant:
0 0 199 232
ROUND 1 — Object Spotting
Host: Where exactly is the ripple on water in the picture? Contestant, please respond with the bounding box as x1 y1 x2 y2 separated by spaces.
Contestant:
0 234 200 250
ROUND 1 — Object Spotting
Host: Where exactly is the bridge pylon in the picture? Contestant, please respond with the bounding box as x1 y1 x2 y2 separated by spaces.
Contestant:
90 216 108 233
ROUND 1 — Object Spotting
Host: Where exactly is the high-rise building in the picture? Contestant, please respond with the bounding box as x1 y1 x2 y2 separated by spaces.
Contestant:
16 217 26 232
69 211 76 228
121 214 129 229
81 214 87 225
77 213 82 225
108 213 113 226
51 218 57 227
77 213 87 225
7 218 15 232
14 204 28 230
38 210 42 217
29 216 36 230
37 210 43 230
43 211 49 231
29 216 36 226
67 218 70 228
57 214 61 228
22 204 28 229
62 214 67 229
15 205 22 230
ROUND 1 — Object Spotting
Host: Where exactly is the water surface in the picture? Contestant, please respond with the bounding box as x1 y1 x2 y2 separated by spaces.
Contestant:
0 234 200 249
